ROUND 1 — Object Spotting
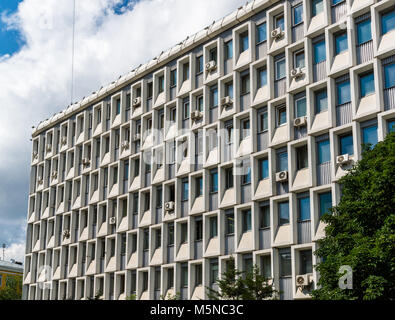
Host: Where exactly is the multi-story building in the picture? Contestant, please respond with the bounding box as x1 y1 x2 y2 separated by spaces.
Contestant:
0 260 24 291
24 0 395 300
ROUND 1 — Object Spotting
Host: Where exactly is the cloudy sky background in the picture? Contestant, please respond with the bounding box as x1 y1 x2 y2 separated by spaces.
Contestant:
0 0 246 262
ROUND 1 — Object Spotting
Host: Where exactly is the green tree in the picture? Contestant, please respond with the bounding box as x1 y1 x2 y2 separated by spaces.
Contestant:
312 132 395 300
0 275 22 300
206 258 277 300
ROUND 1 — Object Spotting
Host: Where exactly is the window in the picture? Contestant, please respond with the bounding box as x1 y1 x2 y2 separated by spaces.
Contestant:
381 9 395 35
196 177 203 197
181 223 188 243
360 72 375 97
158 76 164 93
293 4 303 26
243 255 253 274
155 229 161 249
195 217 203 241
209 47 218 63
225 82 234 99
336 79 351 105
241 72 250 95
181 264 188 287
319 192 332 217
275 57 286 80
339 133 354 155
258 109 268 132
298 194 310 221
275 14 284 30
210 86 218 107
225 211 234 235
384 62 395 89
279 248 291 277
261 255 271 278
259 158 269 180
256 23 267 43
183 62 190 82
242 210 252 232
209 216 218 238
168 268 174 288
295 95 307 118
259 205 270 229
356 18 372 45
300 250 313 274
170 69 177 87
210 259 219 284
313 38 326 64
242 162 251 185
241 118 250 138
196 55 203 74
278 201 289 225
312 0 323 17
277 150 288 171
335 31 348 54
362 124 378 148
143 228 149 250
297 145 308 170
277 105 287 126
116 99 121 115
315 89 328 113
156 187 162 208
257 67 267 88
225 167 234 189
197 95 204 112
388 119 395 133
181 179 189 201
210 170 218 193
225 40 233 60
240 31 249 53
294 50 305 68
317 139 330 164
183 99 190 120
195 264 203 286
142 272 148 291
168 223 174 245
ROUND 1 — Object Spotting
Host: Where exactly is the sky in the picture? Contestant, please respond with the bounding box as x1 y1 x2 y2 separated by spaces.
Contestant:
0 0 246 263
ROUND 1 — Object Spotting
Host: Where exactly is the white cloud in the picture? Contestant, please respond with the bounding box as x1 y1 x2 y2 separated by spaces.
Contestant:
0 0 245 244
3 241 26 263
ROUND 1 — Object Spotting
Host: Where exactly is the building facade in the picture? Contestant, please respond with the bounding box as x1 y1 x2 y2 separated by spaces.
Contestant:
24 0 395 300
0 260 24 291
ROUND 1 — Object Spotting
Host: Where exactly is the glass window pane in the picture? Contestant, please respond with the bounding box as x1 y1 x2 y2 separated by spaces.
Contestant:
314 40 326 63
295 97 307 117
298 196 310 221
279 249 291 277
360 73 375 97
258 68 267 87
362 125 378 148
260 206 270 228
211 171 218 192
278 152 288 171
243 210 252 231
261 255 271 278
295 52 305 68
335 32 348 54
382 9 395 35
384 63 395 89
388 120 395 133
279 202 289 225
293 5 303 25
275 15 284 30
257 23 267 43
182 181 188 200
316 89 328 113
332 0 344 5
337 81 351 105
340 134 354 155
357 19 372 44
260 159 269 179
319 192 332 217
317 140 330 164
312 0 324 16
278 107 287 125
240 32 249 52
275 59 286 80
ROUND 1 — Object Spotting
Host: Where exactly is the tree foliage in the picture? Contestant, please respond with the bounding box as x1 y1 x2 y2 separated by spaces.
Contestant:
206 258 277 300
0 275 22 300
312 132 395 300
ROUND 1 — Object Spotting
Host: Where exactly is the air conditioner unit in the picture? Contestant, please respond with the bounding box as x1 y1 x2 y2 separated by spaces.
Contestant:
51 171 58 179
191 110 202 120
296 274 313 288
271 27 284 40
221 96 233 108
61 136 67 145
82 158 90 166
109 217 116 225
276 171 288 182
336 154 351 166
46 144 52 152
63 230 70 239
134 133 141 141
121 140 130 150
293 116 307 127
290 67 304 79
132 97 141 107
164 201 175 212
205 60 217 72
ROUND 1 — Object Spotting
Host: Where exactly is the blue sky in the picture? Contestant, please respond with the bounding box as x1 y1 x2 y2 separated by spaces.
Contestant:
0 0 245 262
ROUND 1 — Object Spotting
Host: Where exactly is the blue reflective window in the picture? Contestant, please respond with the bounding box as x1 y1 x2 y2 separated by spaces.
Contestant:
384 63 395 89
243 165 251 184
317 140 330 164
293 5 303 25
225 41 233 60
312 0 324 16
278 152 288 171
182 180 189 201
275 58 286 80
211 87 218 107
295 97 307 118
337 80 351 105
240 32 249 52
259 159 269 180
362 125 378 148
357 19 372 45
382 9 395 35
275 15 284 30
242 210 252 232
258 68 267 88
313 40 326 63
279 202 290 225
257 23 267 43
360 72 375 97
335 32 348 54
332 0 344 5
210 171 218 192
298 196 310 221
339 134 354 155
315 89 328 113
277 106 287 126
388 120 395 133
319 192 332 217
